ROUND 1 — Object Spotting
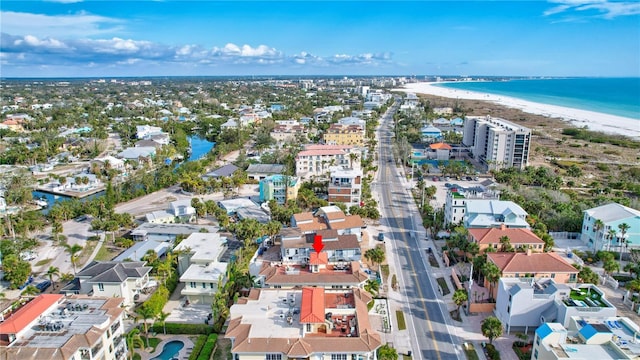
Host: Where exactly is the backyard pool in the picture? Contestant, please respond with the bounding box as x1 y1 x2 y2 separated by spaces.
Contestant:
151 340 184 360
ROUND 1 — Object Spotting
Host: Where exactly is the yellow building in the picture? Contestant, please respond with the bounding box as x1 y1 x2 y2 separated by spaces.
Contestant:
323 123 365 146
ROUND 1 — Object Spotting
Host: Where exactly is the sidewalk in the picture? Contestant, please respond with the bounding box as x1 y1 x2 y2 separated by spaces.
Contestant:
371 163 521 360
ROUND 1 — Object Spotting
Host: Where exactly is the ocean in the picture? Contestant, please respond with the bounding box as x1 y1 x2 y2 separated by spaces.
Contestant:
436 78 640 120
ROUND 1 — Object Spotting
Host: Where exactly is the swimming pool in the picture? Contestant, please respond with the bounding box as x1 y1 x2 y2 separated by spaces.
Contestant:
151 340 184 360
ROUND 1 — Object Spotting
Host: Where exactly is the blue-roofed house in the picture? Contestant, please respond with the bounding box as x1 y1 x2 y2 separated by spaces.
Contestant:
420 125 442 142
464 199 530 229
534 323 567 348
581 202 640 251
450 117 464 126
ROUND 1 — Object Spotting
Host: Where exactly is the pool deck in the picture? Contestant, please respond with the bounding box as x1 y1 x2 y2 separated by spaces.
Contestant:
141 335 195 360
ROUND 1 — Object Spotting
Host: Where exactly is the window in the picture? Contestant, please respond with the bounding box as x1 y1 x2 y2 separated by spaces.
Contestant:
98 283 104 291
202 283 207 288
569 274 577 282
536 336 540 345
551 274 555 278
190 282 196 288
265 354 282 360
331 355 348 360
306 324 312 332
210 283 215 289
534 349 538 359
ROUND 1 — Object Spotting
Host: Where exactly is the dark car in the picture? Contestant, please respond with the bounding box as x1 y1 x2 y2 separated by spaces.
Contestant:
377 233 385 241
35 280 52 292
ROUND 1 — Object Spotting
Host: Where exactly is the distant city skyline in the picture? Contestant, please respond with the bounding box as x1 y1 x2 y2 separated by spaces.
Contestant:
1 0 639 78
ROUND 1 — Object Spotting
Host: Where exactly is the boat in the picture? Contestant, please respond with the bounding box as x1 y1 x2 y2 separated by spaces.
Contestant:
33 198 48 207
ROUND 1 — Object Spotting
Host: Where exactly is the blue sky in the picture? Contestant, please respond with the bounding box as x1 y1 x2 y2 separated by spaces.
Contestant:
1 1 639 77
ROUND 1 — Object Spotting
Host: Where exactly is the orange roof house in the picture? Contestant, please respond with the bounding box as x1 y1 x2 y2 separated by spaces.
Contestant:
469 226 545 253
487 252 578 284
429 142 452 150
309 251 329 265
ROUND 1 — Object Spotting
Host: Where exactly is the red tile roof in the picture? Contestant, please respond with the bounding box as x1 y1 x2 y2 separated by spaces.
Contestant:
309 252 329 265
300 287 325 323
429 142 452 150
469 228 544 245
0 294 63 334
487 252 578 274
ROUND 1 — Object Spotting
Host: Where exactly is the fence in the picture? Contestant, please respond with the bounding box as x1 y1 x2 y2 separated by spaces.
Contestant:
549 232 581 240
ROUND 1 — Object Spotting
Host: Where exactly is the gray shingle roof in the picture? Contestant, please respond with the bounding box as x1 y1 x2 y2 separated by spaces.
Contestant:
77 261 151 283
246 163 285 174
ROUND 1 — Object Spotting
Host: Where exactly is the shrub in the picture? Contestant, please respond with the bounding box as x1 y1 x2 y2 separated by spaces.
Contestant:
151 323 213 335
142 285 169 315
485 343 501 360
197 334 218 360
188 335 207 360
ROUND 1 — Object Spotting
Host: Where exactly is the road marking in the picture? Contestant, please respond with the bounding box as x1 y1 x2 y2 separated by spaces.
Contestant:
388 203 442 360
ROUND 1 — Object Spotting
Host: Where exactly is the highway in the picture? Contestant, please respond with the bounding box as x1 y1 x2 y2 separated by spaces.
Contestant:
375 99 462 360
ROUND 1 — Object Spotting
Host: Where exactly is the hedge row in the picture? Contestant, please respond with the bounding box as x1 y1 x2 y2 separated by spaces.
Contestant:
151 322 213 335
197 334 218 360
188 335 207 360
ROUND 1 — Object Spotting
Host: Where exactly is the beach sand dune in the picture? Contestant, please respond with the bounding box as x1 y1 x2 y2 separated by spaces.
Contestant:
396 82 640 140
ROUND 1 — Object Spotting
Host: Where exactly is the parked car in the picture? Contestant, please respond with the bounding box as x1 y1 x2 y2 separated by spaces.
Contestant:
35 280 52 292
377 233 385 241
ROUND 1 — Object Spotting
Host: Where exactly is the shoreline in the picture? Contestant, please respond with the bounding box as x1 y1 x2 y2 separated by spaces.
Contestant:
395 82 640 140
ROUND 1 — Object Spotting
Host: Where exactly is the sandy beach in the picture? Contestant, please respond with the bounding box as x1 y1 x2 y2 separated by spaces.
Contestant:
396 82 640 139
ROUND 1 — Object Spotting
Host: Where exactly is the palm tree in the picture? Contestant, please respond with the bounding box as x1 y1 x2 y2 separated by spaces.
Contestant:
46 266 60 290
364 247 386 272
21 285 40 297
482 262 501 301
126 328 144 360
499 236 513 252
64 243 83 274
618 223 630 270
135 306 155 348
377 344 398 360
155 311 170 335
593 219 604 250
364 279 380 296
51 220 63 243
481 316 503 345
607 229 617 252
452 289 468 316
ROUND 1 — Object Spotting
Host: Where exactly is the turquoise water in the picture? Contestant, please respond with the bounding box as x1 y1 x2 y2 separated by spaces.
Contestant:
188 136 215 161
151 340 184 360
437 78 640 120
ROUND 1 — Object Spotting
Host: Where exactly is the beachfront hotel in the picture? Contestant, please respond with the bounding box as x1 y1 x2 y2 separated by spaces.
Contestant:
463 116 531 170
225 287 381 360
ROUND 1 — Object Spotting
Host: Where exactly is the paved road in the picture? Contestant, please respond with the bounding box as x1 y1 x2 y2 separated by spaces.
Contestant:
376 100 462 360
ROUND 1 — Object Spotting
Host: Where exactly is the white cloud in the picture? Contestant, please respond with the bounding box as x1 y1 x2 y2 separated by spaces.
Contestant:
544 0 640 19
0 33 395 73
0 11 123 38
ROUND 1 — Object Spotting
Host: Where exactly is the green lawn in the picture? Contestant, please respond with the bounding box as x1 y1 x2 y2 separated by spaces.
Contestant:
380 264 390 279
94 242 121 261
396 310 406 330
464 346 480 360
35 258 53 266
437 277 451 296
569 289 606 307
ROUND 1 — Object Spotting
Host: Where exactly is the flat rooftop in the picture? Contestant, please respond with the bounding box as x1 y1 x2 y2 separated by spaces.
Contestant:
9 297 121 349
231 289 304 339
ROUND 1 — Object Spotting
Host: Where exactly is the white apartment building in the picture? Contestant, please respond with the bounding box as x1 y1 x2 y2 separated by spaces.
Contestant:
0 295 127 360
174 232 229 304
295 144 361 179
463 116 531 170
328 168 363 207
443 187 500 226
